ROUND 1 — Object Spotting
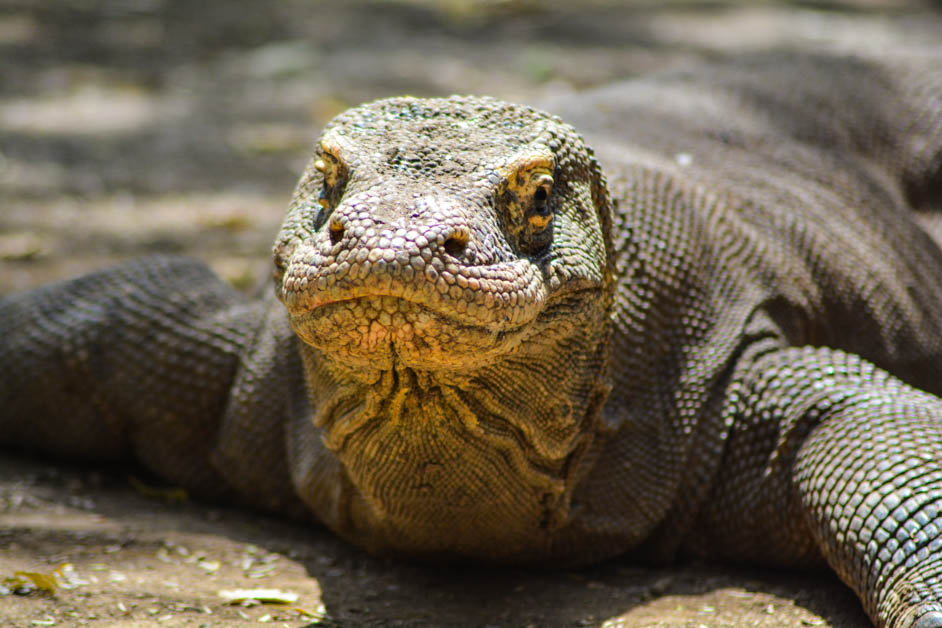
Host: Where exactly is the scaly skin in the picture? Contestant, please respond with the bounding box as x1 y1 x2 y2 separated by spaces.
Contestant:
3 51 942 626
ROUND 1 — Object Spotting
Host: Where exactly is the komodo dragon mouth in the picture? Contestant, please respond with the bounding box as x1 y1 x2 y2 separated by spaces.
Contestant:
280 257 553 369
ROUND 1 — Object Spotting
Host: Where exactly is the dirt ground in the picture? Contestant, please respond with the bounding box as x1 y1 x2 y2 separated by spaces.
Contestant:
2 1 942 626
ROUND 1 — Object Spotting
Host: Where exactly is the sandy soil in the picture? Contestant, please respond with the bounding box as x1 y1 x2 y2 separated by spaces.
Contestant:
2 1 941 626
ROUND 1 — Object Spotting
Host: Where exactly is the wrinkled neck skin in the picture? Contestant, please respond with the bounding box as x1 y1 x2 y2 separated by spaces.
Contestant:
295 298 613 563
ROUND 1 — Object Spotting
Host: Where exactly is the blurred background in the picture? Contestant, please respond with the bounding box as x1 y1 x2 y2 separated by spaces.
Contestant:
1 0 941 295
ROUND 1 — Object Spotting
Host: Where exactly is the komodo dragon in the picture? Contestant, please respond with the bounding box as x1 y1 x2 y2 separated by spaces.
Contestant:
3 51 942 627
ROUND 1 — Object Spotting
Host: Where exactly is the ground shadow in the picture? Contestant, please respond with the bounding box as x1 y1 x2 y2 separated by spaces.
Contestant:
1 453 870 627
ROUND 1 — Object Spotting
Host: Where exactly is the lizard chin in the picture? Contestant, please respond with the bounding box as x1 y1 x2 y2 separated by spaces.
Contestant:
288 294 531 370
293 345 608 562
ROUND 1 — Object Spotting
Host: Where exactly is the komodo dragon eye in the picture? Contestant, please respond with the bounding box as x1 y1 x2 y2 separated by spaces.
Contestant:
312 143 348 232
529 173 554 230
500 153 556 255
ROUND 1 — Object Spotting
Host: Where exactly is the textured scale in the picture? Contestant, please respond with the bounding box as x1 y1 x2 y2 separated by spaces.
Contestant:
3 51 942 627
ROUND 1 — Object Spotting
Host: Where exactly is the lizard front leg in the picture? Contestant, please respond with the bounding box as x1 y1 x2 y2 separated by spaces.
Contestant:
0 256 263 500
692 346 942 628
792 350 942 627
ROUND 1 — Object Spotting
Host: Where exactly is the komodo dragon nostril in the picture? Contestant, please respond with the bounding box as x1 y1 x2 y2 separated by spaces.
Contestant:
443 227 470 257
328 216 345 245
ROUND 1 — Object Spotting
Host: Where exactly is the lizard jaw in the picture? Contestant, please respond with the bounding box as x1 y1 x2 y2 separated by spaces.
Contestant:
287 293 531 370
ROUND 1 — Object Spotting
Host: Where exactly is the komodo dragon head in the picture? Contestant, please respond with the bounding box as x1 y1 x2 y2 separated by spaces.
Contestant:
271 96 616 560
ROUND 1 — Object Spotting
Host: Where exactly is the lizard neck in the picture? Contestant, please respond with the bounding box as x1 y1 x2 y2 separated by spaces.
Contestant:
295 317 612 562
